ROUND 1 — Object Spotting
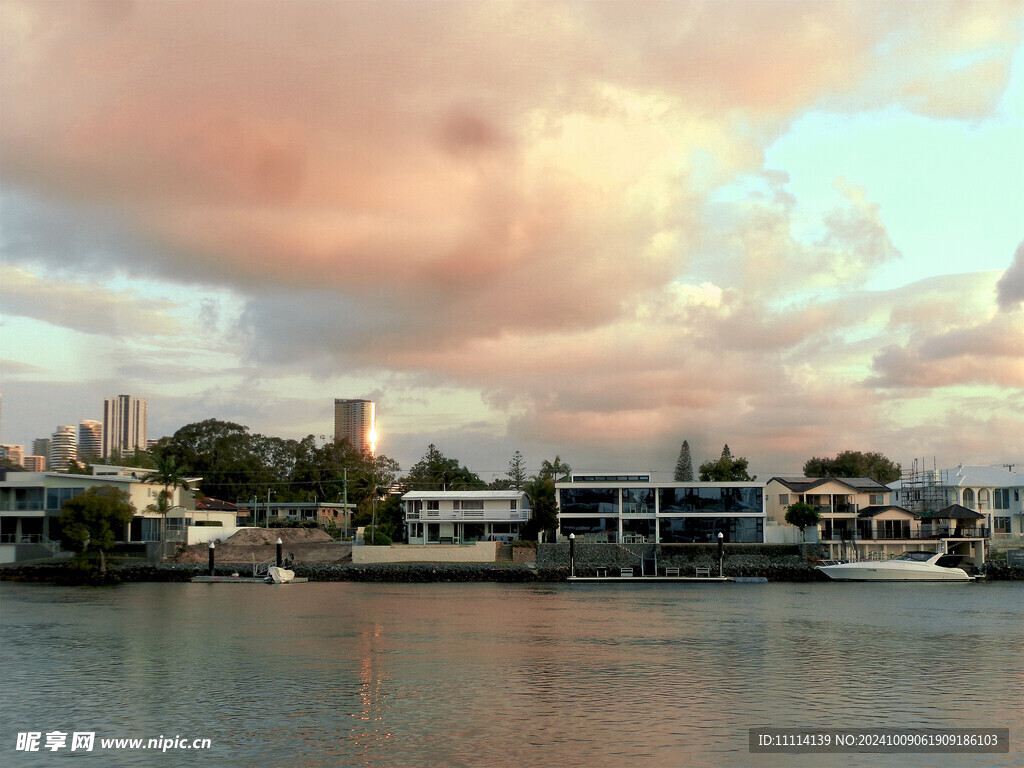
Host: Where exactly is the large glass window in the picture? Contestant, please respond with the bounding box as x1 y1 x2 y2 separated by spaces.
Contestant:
659 487 761 514
46 487 85 511
622 488 655 514
559 517 617 541
559 488 618 516
659 516 762 543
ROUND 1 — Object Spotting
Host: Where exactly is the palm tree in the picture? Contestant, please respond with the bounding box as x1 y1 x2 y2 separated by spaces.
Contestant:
141 454 190 539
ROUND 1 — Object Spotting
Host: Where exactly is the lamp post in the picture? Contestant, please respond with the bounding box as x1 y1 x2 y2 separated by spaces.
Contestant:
569 533 576 578
717 531 724 578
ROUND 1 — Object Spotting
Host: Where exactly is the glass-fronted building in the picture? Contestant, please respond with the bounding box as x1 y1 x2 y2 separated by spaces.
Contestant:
556 475 764 543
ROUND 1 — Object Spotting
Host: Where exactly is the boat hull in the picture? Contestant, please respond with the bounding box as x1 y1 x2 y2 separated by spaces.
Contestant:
817 563 972 582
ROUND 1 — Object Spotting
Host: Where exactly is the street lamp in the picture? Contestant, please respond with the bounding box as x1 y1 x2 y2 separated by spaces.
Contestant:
569 533 576 578
717 531 724 578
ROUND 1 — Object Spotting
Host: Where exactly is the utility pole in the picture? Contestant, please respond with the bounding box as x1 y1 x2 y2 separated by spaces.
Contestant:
342 467 349 538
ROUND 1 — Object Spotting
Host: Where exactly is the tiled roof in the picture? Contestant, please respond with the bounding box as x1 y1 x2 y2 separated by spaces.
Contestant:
922 504 985 520
857 505 917 518
770 476 889 493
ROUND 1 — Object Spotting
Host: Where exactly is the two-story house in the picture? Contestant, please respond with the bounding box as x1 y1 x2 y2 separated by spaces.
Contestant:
403 490 531 544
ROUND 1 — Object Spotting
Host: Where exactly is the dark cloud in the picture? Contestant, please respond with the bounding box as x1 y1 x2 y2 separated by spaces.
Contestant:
996 239 1024 310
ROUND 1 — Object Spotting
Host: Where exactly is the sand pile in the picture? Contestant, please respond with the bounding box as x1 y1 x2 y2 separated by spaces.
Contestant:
170 528 348 564
224 528 333 546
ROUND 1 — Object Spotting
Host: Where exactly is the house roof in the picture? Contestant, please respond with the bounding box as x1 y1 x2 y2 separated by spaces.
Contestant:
195 497 237 511
770 476 890 494
857 505 917 519
944 465 1024 487
922 504 985 520
402 490 529 501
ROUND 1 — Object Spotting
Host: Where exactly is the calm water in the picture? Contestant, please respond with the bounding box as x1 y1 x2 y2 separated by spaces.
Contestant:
1 580 1021 768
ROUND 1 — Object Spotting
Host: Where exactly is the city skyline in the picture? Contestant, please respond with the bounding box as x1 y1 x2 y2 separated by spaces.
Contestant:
2 1 1023 477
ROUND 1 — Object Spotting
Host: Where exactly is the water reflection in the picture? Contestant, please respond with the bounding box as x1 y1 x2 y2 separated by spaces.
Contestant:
1 581 1021 768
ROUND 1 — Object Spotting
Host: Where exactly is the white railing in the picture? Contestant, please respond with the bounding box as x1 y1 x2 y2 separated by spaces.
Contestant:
405 509 530 522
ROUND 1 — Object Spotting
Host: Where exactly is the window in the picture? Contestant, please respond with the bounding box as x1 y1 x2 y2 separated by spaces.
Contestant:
454 500 484 511
426 500 439 511
994 517 1010 533
779 494 789 505
962 489 975 509
994 489 1010 510
509 500 517 510
978 489 990 510
46 487 85 511
869 494 885 506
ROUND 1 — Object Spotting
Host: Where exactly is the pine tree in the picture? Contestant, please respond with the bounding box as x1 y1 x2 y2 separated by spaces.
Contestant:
721 444 732 459
674 441 694 481
507 450 527 490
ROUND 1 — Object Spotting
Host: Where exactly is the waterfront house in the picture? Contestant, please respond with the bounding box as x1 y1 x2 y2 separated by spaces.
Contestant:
766 476 987 564
766 476 891 540
0 467 197 563
402 490 531 544
890 464 1024 549
555 473 764 543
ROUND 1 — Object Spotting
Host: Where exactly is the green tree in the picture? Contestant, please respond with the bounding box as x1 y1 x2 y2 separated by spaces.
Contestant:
537 455 572 482
674 440 694 481
507 450 527 490
400 444 484 492
158 419 264 502
803 451 901 484
59 486 135 573
784 501 821 541
142 453 191 538
699 445 756 481
522 455 571 542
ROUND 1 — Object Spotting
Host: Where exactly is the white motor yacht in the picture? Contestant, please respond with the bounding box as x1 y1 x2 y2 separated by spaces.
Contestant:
817 551 973 582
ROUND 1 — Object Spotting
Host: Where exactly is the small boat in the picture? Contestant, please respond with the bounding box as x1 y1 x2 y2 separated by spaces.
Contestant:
266 566 295 584
817 551 973 582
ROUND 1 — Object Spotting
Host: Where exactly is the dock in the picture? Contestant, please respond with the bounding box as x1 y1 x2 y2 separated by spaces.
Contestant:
569 575 733 583
190 575 309 584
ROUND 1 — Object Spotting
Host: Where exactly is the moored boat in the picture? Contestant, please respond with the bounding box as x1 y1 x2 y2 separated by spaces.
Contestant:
817 551 973 582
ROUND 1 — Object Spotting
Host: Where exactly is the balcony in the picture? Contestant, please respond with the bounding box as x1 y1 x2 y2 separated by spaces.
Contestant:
406 509 530 523
821 526 989 541
0 501 46 512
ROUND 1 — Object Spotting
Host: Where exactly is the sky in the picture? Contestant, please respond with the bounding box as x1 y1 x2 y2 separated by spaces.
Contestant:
2 0 1023 481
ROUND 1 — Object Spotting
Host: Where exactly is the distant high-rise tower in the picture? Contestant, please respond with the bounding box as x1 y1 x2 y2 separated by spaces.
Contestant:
50 425 77 471
0 444 24 467
102 395 148 457
33 438 50 458
79 420 103 459
23 455 46 471
334 399 376 454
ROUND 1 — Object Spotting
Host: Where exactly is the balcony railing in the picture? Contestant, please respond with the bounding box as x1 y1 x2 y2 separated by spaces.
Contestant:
406 509 530 522
820 526 989 541
0 501 46 512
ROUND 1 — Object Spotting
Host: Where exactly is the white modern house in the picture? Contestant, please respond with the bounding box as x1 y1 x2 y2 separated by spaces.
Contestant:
556 473 765 543
403 490 531 544
0 466 198 563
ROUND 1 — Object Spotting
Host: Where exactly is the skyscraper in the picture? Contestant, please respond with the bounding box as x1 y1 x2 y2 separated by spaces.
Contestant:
50 425 77 471
23 455 46 471
333 399 376 454
103 395 148 457
33 438 50 458
79 420 103 459
0 444 24 467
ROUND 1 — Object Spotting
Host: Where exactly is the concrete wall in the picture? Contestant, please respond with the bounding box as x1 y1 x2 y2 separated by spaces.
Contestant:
353 541 499 564
185 525 245 545
764 522 801 544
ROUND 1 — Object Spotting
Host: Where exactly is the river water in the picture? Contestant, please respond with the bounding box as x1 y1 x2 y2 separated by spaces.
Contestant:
1 580 1021 768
